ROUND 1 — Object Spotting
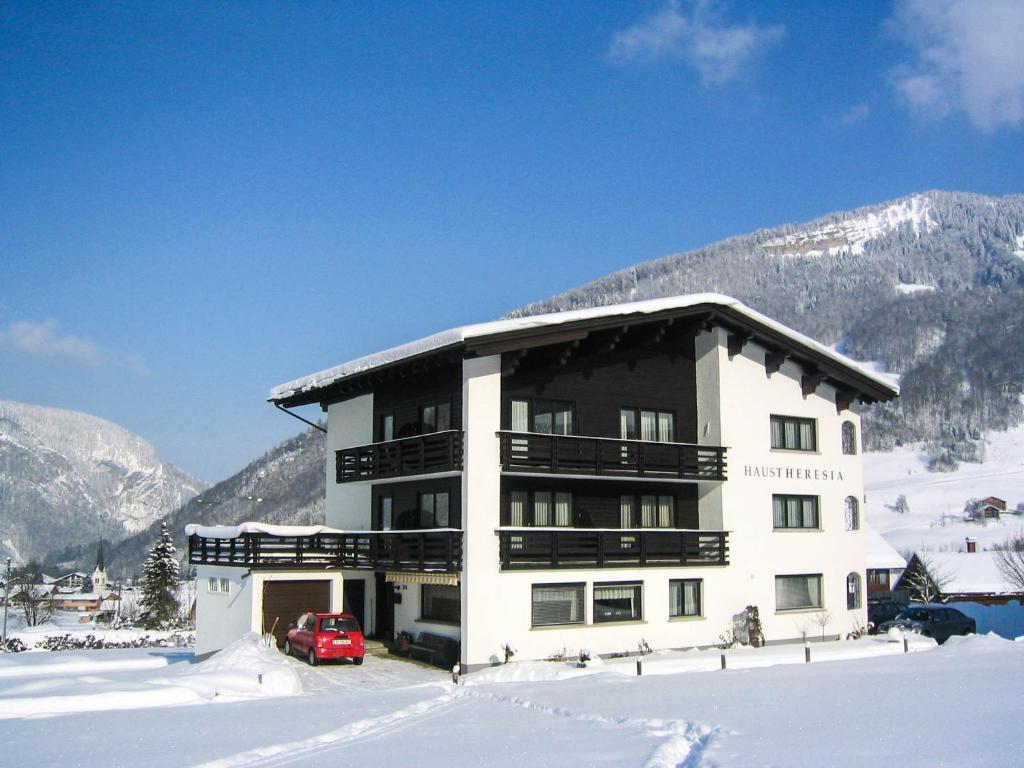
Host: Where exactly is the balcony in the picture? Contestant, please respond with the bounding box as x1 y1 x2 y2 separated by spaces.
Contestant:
497 432 727 481
336 430 463 483
497 528 728 570
188 529 462 573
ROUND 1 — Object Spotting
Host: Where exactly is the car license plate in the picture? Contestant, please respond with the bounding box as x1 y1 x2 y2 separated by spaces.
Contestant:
332 638 351 646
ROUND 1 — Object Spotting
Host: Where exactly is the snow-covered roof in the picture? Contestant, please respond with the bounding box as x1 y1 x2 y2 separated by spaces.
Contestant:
865 525 906 570
928 552 1017 595
185 522 459 539
269 293 900 404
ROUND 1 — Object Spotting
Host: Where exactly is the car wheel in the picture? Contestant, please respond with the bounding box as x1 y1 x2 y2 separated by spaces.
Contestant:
354 655 364 666
283 640 292 656
308 648 317 666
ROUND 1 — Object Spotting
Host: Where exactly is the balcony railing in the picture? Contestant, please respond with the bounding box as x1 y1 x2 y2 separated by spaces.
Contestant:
336 430 463 483
497 528 728 570
188 529 462 572
497 432 727 481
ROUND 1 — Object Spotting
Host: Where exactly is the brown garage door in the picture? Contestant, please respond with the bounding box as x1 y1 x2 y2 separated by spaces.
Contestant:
262 580 331 648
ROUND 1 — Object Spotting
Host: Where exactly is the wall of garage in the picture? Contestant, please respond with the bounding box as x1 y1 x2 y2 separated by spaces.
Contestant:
195 566 345 656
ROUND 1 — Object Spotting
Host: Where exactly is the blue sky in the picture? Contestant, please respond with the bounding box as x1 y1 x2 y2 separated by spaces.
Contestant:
2 1 1023 481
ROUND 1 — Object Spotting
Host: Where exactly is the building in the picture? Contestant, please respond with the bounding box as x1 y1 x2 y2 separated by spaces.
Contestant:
968 497 1007 521
189 293 898 667
896 547 1023 606
865 524 906 596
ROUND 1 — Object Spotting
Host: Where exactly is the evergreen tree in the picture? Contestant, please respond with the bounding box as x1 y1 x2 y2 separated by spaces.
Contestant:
139 523 179 629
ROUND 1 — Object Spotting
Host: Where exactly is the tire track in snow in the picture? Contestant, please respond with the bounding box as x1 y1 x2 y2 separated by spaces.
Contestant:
187 689 460 768
461 688 715 768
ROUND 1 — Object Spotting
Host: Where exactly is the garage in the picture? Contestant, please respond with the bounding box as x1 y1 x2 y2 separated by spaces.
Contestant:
262 580 331 648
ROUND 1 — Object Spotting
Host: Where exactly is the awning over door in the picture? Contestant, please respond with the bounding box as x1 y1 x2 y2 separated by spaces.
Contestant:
385 571 459 587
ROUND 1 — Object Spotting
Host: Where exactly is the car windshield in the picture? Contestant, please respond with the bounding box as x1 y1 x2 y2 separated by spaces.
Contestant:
898 608 932 621
318 617 360 633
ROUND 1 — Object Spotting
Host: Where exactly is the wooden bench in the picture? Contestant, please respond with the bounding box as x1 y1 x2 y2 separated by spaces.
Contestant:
406 632 459 668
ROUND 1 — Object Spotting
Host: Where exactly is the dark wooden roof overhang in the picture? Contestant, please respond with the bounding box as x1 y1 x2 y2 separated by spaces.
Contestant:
271 301 897 410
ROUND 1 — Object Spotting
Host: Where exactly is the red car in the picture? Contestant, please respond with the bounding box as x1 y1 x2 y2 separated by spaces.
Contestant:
283 612 365 665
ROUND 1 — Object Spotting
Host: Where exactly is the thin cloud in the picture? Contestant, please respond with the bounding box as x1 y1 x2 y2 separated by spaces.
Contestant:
888 0 1024 131
840 103 871 125
0 317 147 373
610 0 785 86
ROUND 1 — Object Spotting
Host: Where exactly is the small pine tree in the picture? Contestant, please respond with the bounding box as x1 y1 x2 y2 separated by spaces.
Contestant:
139 523 179 629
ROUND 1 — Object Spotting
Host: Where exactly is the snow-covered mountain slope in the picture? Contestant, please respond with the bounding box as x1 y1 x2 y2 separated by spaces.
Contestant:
0 400 208 564
106 427 325 577
865 423 1024 555
762 194 937 257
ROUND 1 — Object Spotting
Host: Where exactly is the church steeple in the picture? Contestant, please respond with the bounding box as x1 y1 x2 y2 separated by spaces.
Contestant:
92 538 107 593
96 538 105 572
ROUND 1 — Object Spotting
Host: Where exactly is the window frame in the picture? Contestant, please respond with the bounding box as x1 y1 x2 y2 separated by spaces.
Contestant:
844 496 860 531
378 413 394 442
619 406 677 443
417 490 451 528
770 415 818 452
775 574 824 612
592 581 643 623
377 493 394 531
420 400 452 434
509 397 576 436
531 582 586 627
420 583 461 624
619 493 675 528
846 572 862 610
507 490 573 527
669 578 703 618
772 494 820 530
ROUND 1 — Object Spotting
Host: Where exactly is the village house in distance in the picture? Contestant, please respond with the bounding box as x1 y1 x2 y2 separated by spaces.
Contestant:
188 294 898 669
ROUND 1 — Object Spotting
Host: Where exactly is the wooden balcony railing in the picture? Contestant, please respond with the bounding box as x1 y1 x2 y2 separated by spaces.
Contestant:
188 529 462 572
497 528 728 570
497 432 727 481
336 430 463 483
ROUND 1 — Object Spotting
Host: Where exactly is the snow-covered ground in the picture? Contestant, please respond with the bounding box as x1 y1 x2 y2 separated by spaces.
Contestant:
0 632 1020 766
4 610 192 650
864 423 1024 554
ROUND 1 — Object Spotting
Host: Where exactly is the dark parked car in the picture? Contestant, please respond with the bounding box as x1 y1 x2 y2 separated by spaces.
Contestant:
877 603 976 644
867 599 907 632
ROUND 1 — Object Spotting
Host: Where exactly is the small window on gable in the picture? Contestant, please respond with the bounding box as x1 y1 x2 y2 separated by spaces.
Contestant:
219 578 230 593
842 421 858 455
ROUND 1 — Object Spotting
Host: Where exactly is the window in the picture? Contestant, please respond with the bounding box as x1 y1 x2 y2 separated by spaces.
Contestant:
770 415 817 451
670 579 702 618
511 398 575 435
532 583 585 627
509 490 572 526
775 574 823 611
594 582 643 622
421 584 460 624
378 494 393 531
841 421 857 455
208 577 230 594
844 496 860 531
421 401 451 433
620 408 675 442
620 494 674 528
847 573 862 610
219 578 230 593
772 495 819 529
868 570 890 590
418 491 450 528
379 413 394 442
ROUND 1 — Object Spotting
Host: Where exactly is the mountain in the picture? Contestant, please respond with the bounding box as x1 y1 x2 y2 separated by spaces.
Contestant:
105 426 325 577
511 191 1024 465
0 400 208 565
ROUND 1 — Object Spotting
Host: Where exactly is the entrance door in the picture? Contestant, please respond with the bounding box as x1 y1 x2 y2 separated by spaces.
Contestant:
374 572 395 640
343 579 366 632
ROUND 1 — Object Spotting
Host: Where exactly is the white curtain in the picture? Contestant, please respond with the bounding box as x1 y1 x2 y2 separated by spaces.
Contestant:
555 492 571 526
620 408 635 439
776 575 822 610
657 496 673 527
510 492 527 526
640 411 657 441
534 492 552 526
658 413 674 442
799 420 814 449
511 399 529 432
770 418 783 448
620 496 635 528
532 585 582 625
641 495 657 527
670 580 701 616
